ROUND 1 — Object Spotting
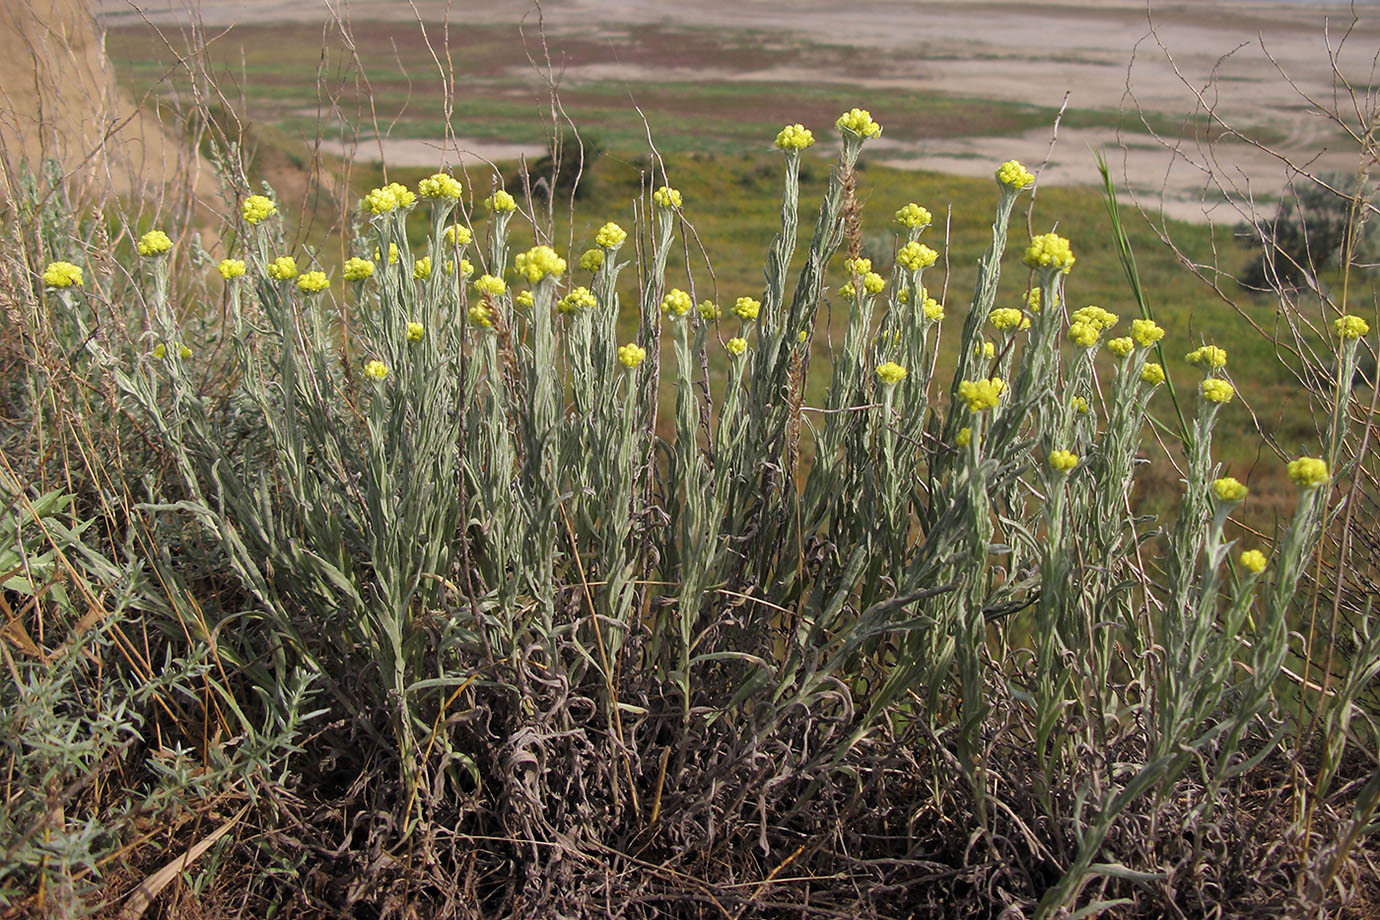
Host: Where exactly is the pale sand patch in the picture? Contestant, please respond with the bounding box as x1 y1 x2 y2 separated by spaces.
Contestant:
315 136 547 169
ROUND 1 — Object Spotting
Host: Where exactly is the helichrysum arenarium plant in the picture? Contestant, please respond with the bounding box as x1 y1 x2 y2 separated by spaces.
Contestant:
74 111 1378 917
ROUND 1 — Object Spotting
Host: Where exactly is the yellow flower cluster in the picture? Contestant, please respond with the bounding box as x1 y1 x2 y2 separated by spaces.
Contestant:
242 194 278 224
596 221 628 248
453 258 475 278
1131 318 1165 347
1024 233 1075 274
1334 314 1370 340
653 186 683 209
1239 549 1268 574
661 288 692 317
726 336 748 356
896 241 938 271
1067 321 1100 348
1071 395 1089 414
845 257 872 275
217 259 246 280
468 303 493 327
996 160 1034 190
475 274 507 297
959 377 1004 412
42 261 83 288
989 308 1029 331
698 300 720 321
1287 456 1329 488
445 224 473 246
137 230 173 257
417 172 462 199
895 203 933 230
515 245 567 283
775 123 815 150
956 427 972 448
414 257 432 280
487 190 517 212
557 286 597 314
363 359 389 381
1200 378 1235 404
344 257 375 281
374 243 400 265
1107 336 1134 358
1212 476 1247 502
978 341 996 359
516 291 535 308
267 256 298 281
152 343 166 359
876 361 907 385
1141 362 1165 386
836 107 882 138
297 270 329 293
363 182 416 214
579 248 604 272
1027 288 1058 314
733 296 761 321
1072 305 1118 330
407 322 425 342
1049 449 1078 473
862 272 885 294
1186 345 1227 369
618 342 647 368
922 297 945 322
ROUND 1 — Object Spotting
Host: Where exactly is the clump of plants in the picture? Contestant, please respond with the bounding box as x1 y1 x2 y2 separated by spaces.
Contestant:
7 108 1379 918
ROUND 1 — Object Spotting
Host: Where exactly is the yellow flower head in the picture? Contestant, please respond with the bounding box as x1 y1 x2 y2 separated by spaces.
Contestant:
896 241 939 271
845 257 872 275
1186 345 1228 369
42 261 83 288
775 123 815 150
989 308 1029 332
1334 314 1370 340
417 172 462 199
363 359 389 381
267 256 298 281
898 288 910 304
297 270 329 294
363 182 415 215
1072 305 1118 330
137 230 173 257
876 361 908 385
178 344 193 360
514 245 567 283
836 107 882 139
413 257 432 280
468 303 493 327
406 321 425 342
1107 336 1134 358
1287 456 1329 489
1071 395 1089 414
958 377 1004 412
217 258 246 280
453 258 475 278
475 274 507 297
516 290 535 308
344 257 375 281
1048 449 1078 474
557 286 597 314
373 243 400 265
579 248 605 272
1131 318 1165 347
698 300 720 321
1024 233 1075 274
1239 549 1268 574
895 203 933 230
733 296 762 321
1212 476 1247 502
1141 362 1166 386
595 221 628 249
618 342 647 369
1027 288 1058 314
1067 321 1100 348
1200 378 1235 404
653 185 683 209
863 271 886 294
922 297 945 322
979 341 996 359
661 288 692 317
152 343 166 359
726 336 748 357
956 427 972 448
241 194 277 224
445 224 473 247
996 159 1034 190
486 190 517 212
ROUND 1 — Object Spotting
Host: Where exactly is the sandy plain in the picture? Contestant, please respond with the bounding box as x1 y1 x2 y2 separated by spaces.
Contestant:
93 0 1380 222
